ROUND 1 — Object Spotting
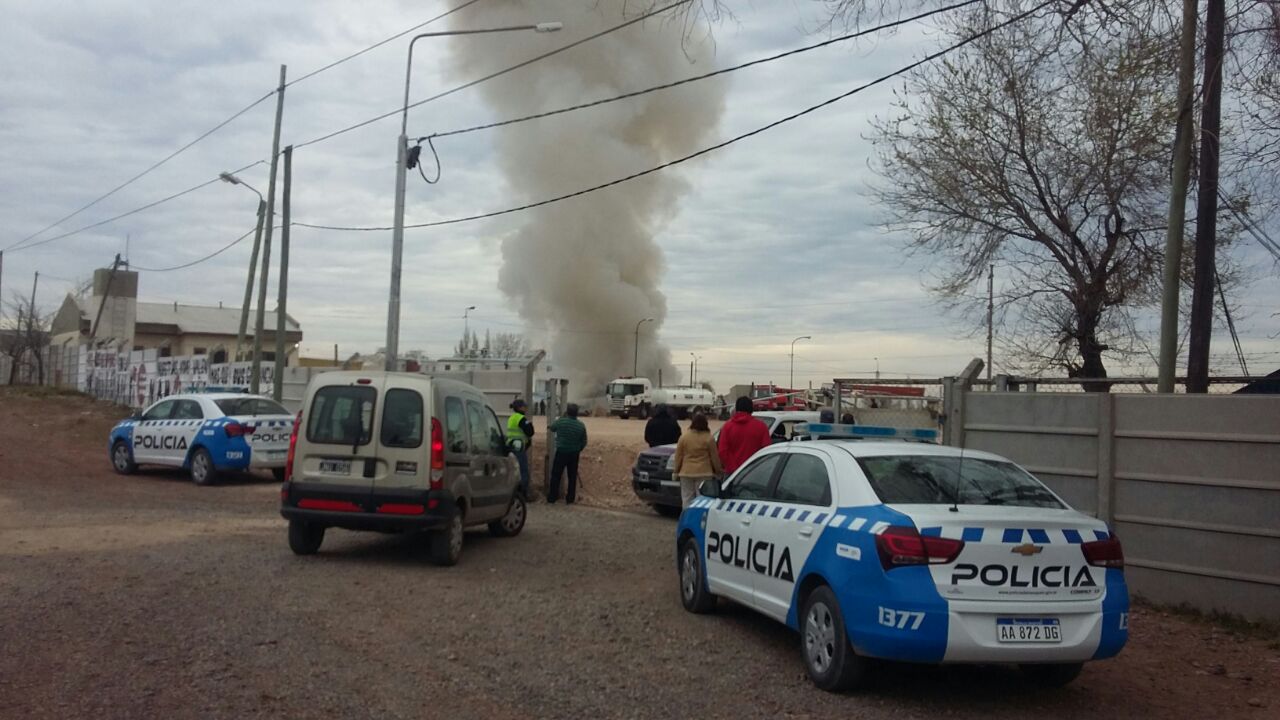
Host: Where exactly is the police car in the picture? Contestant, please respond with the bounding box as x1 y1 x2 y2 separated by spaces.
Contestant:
675 423 1128 692
108 393 296 485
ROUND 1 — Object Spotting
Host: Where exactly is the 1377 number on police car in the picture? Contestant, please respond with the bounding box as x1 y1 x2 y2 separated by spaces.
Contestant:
996 618 1062 643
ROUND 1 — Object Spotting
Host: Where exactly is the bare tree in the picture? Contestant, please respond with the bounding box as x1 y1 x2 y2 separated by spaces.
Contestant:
490 332 532 359
2 293 51 385
869 4 1242 388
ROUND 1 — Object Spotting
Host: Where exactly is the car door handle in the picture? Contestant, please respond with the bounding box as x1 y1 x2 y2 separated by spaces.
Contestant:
799 526 814 538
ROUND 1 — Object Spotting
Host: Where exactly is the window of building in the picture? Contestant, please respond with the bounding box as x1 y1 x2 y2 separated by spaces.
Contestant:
193 347 207 356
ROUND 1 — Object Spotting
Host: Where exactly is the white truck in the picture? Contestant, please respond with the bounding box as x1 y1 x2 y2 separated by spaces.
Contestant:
606 377 716 420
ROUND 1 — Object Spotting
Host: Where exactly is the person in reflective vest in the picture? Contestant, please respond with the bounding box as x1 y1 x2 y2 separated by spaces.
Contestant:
507 399 535 496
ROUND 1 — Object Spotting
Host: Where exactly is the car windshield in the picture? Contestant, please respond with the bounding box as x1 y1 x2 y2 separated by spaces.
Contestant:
856 455 1064 509
607 383 644 396
214 397 289 417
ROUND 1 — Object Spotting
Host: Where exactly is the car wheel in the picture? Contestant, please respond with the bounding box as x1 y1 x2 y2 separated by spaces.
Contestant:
430 508 464 566
272 467 287 482
287 519 325 555
111 441 137 475
653 503 681 518
189 448 218 486
1020 663 1083 688
489 492 527 538
801 585 868 692
679 536 717 613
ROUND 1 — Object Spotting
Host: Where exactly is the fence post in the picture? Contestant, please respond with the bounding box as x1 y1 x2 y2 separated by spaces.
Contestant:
1096 392 1116 524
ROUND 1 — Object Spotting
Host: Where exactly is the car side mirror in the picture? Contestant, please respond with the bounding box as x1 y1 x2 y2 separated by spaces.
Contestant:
698 478 721 498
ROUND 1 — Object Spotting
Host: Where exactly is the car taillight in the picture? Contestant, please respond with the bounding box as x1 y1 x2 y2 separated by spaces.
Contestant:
1082 534 1124 569
876 526 964 570
225 422 253 438
284 410 301 484
429 417 445 492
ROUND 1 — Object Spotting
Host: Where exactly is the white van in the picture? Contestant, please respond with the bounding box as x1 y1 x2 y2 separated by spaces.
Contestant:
280 371 525 565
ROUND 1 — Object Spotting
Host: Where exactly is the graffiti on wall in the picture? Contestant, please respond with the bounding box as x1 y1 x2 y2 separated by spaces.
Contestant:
78 347 272 409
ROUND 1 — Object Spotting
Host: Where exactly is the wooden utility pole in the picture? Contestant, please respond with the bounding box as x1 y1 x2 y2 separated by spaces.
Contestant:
272 145 293 402
1186 0 1226 394
252 64 287 395
1158 0 1200 393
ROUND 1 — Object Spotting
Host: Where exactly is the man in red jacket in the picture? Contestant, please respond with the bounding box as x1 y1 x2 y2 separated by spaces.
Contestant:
718 396 772 475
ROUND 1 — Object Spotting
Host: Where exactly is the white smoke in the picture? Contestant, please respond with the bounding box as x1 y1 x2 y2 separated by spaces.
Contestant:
446 0 725 395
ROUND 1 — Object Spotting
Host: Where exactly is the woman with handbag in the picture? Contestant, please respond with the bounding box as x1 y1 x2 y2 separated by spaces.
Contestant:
673 412 723 509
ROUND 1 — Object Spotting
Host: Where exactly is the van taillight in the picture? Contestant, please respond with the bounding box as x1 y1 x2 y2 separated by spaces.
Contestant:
284 410 301 484
225 422 253 438
1082 534 1125 569
876 526 964 570
430 417 445 489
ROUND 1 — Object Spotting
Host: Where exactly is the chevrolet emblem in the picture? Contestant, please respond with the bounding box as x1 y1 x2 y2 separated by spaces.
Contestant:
1011 543 1043 556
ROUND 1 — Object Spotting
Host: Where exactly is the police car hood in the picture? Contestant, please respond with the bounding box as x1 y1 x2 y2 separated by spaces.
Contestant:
888 504 1111 603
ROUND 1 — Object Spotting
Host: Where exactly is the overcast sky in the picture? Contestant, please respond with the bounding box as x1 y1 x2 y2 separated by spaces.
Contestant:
2 0 1277 392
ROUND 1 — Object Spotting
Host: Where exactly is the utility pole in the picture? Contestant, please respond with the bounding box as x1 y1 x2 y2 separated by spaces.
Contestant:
1158 0 1200 393
272 145 293 402
28 271 39 333
1186 0 1226 394
235 199 266 362
986 264 994 381
90 254 123 340
633 317 653 376
689 355 695 387
0 251 5 329
252 64 287 395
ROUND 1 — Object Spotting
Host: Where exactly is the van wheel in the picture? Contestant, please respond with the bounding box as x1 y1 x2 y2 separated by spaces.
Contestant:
288 519 325 555
430 509 464 566
679 537 716 613
801 585 868 692
189 448 218 486
1019 663 1083 688
111 441 137 475
489 493 527 537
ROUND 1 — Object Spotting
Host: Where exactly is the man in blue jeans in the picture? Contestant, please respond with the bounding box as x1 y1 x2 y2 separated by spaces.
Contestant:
506 398 535 497
548 403 588 504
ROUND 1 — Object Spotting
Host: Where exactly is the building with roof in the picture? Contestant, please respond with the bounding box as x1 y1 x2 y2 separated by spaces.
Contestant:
49 267 302 364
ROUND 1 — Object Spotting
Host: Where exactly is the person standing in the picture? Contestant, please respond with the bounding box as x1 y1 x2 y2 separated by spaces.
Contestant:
717 396 772 476
507 399 535 497
673 412 722 508
644 404 682 447
548 403 588 504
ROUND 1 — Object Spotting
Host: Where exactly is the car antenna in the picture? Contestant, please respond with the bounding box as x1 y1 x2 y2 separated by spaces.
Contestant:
950 445 963 513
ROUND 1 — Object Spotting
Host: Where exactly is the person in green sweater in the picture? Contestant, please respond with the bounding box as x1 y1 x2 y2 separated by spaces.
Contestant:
548 403 588 504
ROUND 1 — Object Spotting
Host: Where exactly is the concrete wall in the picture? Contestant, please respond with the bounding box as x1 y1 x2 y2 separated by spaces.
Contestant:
960 392 1280 622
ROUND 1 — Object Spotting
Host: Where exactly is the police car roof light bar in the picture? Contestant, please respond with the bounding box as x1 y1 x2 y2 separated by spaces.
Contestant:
793 422 939 443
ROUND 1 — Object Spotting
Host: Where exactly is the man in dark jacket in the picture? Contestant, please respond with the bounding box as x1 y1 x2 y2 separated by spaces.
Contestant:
644 404 682 447
717 396 772 475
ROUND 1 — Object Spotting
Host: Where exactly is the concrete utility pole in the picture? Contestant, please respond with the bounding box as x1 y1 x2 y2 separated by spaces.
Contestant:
273 145 293 402
90 254 123 341
384 23 562 371
790 335 810 391
986 264 994 381
0 251 5 329
633 317 653 376
463 305 476 342
28 271 38 333
1158 0 1200 393
1186 0 1226 394
253 64 287 395
222 173 266 363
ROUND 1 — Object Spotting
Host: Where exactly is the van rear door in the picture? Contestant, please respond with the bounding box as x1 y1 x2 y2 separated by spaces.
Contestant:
295 378 383 496
370 383 429 494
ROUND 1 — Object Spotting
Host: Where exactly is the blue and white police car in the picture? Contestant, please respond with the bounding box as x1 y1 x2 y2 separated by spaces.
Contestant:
108 393 296 485
675 424 1128 692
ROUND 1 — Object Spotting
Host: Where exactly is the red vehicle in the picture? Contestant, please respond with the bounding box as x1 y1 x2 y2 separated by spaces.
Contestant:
750 384 807 412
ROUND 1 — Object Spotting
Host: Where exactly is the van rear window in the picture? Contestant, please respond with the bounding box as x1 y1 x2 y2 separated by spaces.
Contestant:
308 386 376 446
381 389 423 448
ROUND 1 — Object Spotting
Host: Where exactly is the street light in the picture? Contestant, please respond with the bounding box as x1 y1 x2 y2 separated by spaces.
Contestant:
689 352 702 386
790 335 811 391
463 305 476 343
221 171 266 364
385 21 563 371
634 317 654 376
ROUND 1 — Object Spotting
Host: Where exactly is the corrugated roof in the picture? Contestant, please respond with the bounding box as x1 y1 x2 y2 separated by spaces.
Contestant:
134 302 300 336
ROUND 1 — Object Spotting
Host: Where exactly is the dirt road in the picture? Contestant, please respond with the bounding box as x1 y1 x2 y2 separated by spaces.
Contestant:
0 389 1276 719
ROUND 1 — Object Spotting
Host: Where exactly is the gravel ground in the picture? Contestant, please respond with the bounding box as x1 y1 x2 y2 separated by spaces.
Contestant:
1 389 1277 719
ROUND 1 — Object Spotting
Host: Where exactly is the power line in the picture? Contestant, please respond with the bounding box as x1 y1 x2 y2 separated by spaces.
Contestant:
291 0 694 151
421 0 981 142
128 225 269 273
7 161 266 254
286 0 487 87
295 0 1056 234
8 4 478 254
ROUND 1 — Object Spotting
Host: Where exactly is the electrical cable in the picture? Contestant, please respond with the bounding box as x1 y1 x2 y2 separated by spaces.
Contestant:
416 136 442 184
1217 189 1280 261
8 4 477 254
129 225 271 272
7 161 266 254
291 0 694 151
419 0 981 143
294 0 1055 233
286 0 487 88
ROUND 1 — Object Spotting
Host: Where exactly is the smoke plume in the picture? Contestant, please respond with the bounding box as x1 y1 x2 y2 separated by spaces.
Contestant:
446 1 725 395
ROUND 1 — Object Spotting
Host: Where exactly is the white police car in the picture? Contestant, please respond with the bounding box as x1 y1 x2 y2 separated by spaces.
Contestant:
108 393 296 485
675 424 1128 692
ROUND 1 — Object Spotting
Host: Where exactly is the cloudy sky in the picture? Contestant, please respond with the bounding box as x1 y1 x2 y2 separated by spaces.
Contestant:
2 0 1277 392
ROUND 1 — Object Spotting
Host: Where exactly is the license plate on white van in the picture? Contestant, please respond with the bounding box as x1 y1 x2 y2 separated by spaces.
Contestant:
996 618 1061 643
319 459 351 475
